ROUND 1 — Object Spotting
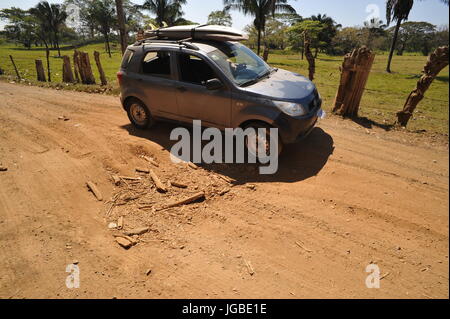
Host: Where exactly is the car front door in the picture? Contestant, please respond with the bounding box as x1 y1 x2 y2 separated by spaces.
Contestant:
174 52 231 128
135 49 180 120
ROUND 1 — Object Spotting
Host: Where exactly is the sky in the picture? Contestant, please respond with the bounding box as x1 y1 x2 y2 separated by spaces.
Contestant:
1 0 449 31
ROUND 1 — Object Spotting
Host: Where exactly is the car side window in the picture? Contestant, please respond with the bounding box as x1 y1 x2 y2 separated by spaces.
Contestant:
142 51 172 78
178 53 217 86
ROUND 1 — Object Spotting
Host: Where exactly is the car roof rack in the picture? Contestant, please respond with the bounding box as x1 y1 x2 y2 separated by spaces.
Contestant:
133 37 200 51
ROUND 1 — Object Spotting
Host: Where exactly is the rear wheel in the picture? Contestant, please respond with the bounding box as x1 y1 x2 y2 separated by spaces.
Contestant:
125 98 154 129
243 122 283 159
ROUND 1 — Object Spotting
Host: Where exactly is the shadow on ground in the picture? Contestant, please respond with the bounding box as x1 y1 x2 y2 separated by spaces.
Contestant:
121 122 334 184
351 116 395 131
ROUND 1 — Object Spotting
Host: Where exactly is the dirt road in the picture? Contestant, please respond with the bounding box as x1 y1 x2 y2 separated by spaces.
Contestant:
0 82 448 299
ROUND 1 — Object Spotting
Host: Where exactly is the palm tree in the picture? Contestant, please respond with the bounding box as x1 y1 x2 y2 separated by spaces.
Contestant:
224 0 296 55
30 1 67 57
310 13 341 57
363 18 386 49
115 0 128 54
139 0 187 27
385 0 414 73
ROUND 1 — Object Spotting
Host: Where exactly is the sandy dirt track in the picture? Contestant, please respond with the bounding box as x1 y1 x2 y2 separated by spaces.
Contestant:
0 82 448 299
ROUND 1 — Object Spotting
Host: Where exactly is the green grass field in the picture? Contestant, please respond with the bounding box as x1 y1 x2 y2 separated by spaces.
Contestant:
1 42 448 134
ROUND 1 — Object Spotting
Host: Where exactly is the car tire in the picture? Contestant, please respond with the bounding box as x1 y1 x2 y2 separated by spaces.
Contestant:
243 122 283 159
125 98 155 129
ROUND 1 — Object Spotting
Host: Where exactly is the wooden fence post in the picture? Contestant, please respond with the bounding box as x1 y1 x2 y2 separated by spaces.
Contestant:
46 48 51 82
73 51 80 83
396 46 449 127
9 55 21 80
35 59 46 82
94 51 107 86
332 46 375 117
74 51 96 84
62 56 74 83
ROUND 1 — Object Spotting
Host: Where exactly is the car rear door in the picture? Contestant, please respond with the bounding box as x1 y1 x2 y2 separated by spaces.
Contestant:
132 49 180 120
174 52 231 129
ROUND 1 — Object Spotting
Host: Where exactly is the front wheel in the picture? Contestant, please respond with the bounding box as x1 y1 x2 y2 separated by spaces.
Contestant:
243 122 283 159
126 98 155 129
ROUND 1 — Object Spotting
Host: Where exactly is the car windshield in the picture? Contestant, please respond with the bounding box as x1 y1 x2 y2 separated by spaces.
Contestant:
207 42 272 86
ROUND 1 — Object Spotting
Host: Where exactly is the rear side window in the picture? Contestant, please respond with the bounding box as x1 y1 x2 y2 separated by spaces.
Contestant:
178 53 217 85
142 51 172 78
121 50 134 69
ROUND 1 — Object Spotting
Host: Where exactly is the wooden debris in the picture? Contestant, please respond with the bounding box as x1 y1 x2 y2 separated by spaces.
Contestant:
124 227 150 236
145 269 152 276
244 259 255 276
217 174 234 184
188 162 198 170
143 156 159 167
295 241 313 253
136 167 150 174
116 237 132 249
149 169 167 193
86 181 103 201
170 181 188 189
158 192 205 211
218 188 230 196
119 176 141 181
0 166 7 172
58 116 70 121
117 216 124 230
380 272 391 280
111 175 121 186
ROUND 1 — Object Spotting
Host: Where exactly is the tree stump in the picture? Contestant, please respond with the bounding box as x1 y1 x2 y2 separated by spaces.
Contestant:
304 32 315 81
396 46 449 127
332 46 375 117
94 51 108 86
62 56 74 83
74 51 96 85
35 59 46 82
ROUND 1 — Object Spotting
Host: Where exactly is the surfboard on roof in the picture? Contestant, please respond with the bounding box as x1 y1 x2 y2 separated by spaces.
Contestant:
143 24 248 42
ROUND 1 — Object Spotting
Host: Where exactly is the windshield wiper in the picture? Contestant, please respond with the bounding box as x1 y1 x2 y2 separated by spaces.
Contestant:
239 69 273 87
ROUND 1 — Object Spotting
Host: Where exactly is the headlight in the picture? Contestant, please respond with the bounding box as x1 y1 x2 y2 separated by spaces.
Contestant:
273 101 307 117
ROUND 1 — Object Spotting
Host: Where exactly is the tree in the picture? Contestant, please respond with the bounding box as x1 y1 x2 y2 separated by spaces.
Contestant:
363 18 386 49
207 10 232 26
395 21 436 55
115 0 128 54
224 0 296 55
85 0 116 58
139 0 187 27
0 8 37 49
30 1 67 57
310 14 341 56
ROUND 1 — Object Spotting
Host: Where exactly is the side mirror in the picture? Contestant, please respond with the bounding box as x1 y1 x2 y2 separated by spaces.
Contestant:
205 78 224 90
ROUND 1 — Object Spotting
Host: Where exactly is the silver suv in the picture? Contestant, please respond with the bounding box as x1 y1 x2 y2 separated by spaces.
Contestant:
118 39 323 152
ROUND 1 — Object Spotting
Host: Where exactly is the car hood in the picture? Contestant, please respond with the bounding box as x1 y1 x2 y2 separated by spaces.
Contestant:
241 69 316 101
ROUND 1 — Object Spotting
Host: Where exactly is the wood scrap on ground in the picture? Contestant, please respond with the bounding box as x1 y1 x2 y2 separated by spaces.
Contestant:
86 181 103 201
157 192 205 211
150 169 167 193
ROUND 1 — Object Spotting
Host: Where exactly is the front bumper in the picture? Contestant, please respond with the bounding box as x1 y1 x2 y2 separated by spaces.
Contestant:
274 104 323 144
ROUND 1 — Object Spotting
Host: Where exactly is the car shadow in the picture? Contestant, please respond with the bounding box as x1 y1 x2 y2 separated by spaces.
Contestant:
121 122 334 184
